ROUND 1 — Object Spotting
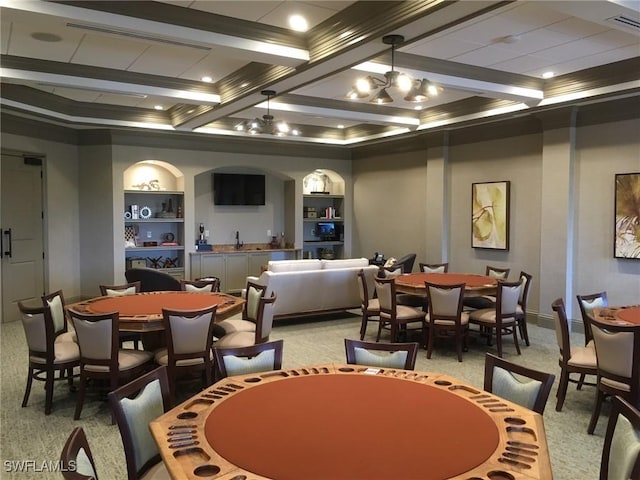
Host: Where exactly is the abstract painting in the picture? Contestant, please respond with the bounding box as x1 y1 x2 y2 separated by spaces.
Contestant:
472 181 510 250
614 173 640 259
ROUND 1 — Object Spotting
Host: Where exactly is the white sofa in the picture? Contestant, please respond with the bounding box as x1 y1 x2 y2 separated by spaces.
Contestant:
246 258 379 319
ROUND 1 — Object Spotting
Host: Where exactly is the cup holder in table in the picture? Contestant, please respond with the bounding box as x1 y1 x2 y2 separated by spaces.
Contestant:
177 411 198 420
338 367 355 372
487 471 515 480
434 380 452 386
504 417 526 425
244 377 262 383
193 464 221 477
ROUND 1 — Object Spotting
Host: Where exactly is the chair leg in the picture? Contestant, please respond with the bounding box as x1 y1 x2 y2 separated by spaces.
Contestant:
74 373 87 420
44 369 55 415
518 318 530 346
22 367 34 408
426 326 434 359
555 369 569 412
359 312 368 340
496 328 503 358
456 329 463 363
376 322 384 342
577 373 586 390
587 388 604 434
512 325 521 355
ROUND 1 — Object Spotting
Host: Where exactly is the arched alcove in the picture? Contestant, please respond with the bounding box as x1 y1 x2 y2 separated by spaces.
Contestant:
123 160 186 278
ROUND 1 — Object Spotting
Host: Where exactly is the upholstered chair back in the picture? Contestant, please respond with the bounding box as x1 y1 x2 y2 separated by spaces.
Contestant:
592 326 635 380
374 277 395 316
600 396 640 480
21 307 49 354
498 282 521 317
215 340 284 378
552 299 571 361
429 285 464 317
486 266 510 279
72 313 115 363
43 291 66 335
167 310 215 355
245 282 267 322
345 339 418 370
256 293 277 342
419 263 449 273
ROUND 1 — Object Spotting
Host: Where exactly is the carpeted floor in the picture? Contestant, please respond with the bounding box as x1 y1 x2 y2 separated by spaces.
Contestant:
1 312 604 479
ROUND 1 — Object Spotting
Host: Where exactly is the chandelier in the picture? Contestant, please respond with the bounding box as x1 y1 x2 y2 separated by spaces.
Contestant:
235 90 299 136
348 35 442 104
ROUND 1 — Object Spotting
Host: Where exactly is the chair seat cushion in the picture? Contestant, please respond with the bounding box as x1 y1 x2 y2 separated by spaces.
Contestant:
365 298 380 313
391 305 425 322
469 309 516 325
601 377 631 392
154 348 213 366
31 341 80 364
84 349 152 372
217 319 256 334
55 331 77 344
214 331 256 349
427 311 470 326
567 346 597 368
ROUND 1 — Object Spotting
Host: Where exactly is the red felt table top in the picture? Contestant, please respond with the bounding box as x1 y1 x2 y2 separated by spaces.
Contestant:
85 292 234 317
611 306 640 325
396 272 497 289
205 374 499 480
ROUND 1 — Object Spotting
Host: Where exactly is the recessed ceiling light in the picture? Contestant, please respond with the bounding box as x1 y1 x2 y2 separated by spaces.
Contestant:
288 14 308 32
413 106 423 111
201 76 213 83
31 32 62 42
542 71 555 79
154 105 164 110
337 124 345 129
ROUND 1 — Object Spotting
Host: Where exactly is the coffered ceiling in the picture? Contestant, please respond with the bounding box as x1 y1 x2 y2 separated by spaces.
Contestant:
1 0 639 146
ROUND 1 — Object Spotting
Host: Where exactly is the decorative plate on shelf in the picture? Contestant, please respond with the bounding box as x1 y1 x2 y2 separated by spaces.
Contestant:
139 206 152 219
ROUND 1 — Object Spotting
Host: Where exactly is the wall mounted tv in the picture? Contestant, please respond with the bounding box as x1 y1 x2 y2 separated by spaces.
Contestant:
213 173 266 205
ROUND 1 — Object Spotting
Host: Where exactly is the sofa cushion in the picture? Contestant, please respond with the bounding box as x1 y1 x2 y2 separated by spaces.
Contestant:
267 259 321 273
320 258 369 270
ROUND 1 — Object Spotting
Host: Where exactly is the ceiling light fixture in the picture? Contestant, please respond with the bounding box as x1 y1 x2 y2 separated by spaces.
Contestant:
348 34 442 104
235 90 299 137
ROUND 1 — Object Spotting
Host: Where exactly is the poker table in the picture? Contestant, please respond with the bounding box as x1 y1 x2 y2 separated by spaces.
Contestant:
593 305 640 326
150 364 552 480
394 272 497 297
68 291 244 332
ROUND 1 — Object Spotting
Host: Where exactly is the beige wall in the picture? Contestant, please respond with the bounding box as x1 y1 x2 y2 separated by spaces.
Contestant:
352 118 640 325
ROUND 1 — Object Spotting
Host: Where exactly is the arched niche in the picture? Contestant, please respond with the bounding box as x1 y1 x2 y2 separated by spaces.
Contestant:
303 169 345 195
124 160 184 191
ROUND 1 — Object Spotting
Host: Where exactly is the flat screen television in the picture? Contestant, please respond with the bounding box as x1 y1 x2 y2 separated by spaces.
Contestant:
316 221 336 240
213 173 265 205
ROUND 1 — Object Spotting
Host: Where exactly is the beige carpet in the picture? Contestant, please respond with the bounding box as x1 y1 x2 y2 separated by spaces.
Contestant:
1 312 604 479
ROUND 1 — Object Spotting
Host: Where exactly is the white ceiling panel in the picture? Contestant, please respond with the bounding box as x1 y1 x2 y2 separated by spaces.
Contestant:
71 34 149 70
127 44 209 77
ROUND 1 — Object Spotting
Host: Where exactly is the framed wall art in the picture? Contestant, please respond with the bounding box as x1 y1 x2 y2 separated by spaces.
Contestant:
614 172 640 259
472 181 510 250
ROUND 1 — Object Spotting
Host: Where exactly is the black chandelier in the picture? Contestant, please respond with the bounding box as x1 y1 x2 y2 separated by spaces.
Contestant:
235 90 299 136
348 35 442 104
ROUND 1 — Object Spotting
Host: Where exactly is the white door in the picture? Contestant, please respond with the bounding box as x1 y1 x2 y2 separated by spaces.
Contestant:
1 154 45 322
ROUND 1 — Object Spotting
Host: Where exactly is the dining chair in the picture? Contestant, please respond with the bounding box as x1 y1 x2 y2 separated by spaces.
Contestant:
18 301 80 415
486 265 510 279
419 262 449 273
356 268 381 340
68 309 154 420
60 427 99 480
483 353 555 415
216 280 266 336
214 339 284 380
99 281 142 350
392 253 416 273
344 339 418 370
599 396 640 480
587 316 640 434
108 366 171 480
463 266 509 311
469 280 522 357
41 290 76 343
515 271 533 346
155 305 217 405
99 281 141 297
551 298 598 412
180 278 220 292
214 292 277 349
576 291 608 346
424 281 468 362
374 276 426 344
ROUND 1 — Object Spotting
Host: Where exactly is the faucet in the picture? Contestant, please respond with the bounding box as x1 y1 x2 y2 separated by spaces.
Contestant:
235 231 243 249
